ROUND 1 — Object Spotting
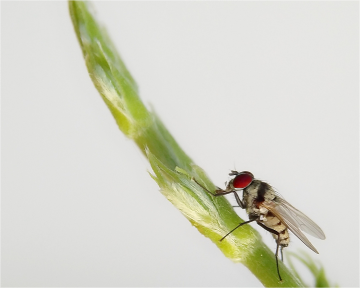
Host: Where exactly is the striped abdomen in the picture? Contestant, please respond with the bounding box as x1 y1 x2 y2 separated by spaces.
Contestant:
262 211 290 247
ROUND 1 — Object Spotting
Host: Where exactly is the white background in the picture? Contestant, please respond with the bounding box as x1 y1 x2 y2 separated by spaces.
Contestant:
2 1 358 287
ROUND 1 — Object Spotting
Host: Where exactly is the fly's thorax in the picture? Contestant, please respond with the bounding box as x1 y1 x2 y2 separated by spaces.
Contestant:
243 180 262 216
243 180 276 215
243 180 261 198
243 180 276 206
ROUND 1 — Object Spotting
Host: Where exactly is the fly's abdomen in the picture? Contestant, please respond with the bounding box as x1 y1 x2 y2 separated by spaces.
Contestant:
263 212 290 247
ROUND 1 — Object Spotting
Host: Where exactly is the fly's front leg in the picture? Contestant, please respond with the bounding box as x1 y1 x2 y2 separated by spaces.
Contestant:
191 177 234 197
233 191 245 209
231 194 246 209
192 177 245 209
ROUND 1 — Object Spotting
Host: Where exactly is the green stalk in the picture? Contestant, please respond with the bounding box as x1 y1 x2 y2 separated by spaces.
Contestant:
69 1 312 286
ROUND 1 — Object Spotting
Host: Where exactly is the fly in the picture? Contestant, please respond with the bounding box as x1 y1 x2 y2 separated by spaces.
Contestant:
193 170 326 281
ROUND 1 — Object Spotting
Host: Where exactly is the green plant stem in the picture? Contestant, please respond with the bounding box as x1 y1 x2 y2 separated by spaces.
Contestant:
69 1 305 286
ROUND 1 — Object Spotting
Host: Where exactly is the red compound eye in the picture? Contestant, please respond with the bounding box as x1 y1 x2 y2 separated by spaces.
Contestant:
232 171 254 189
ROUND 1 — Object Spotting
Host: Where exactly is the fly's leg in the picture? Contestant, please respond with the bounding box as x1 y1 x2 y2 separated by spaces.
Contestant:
220 218 257 241
229 194 246 209
233 191 245 209
192 176 249 241
256 222 283 282
192 178 234 196
275 235 283 282
280 246 284 262
192 178 245 208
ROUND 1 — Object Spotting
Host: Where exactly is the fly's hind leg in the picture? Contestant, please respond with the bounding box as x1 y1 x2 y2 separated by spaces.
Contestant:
274 235 283 282
256 222 283 282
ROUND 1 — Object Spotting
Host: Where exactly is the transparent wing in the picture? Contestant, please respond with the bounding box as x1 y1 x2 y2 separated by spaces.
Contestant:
262 198 325 254
276 197 326 240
